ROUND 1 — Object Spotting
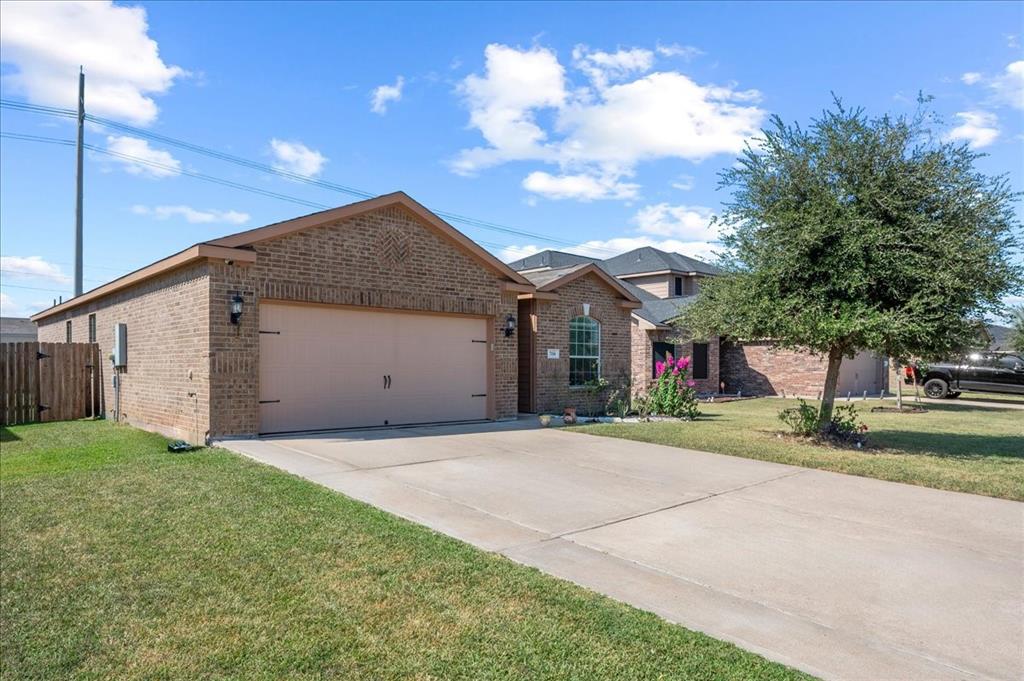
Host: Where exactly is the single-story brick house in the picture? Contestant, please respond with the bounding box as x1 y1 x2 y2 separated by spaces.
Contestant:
515 263 641 414
32 193 534 442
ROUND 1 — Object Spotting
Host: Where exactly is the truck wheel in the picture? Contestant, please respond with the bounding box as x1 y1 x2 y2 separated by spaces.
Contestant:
924 378 949 399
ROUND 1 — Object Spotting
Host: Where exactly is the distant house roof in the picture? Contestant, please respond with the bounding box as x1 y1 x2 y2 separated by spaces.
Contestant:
505 250 598 272
0 317 38 343
601 247 721 277
508 247 716 329
984 324 1014 350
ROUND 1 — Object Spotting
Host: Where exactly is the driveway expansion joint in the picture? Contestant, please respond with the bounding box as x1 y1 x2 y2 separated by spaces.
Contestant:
555 469 808 539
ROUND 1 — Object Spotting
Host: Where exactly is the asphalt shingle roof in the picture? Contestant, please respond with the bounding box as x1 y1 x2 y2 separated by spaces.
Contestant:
520 264 589 288
601 247 721 277
505 250 598 272
508 247 717 327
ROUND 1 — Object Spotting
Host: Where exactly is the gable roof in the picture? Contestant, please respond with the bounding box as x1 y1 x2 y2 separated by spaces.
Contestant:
521 263 641 305
601 246 721 277
32 192 532 323
206 191 531 285
505 249 598 272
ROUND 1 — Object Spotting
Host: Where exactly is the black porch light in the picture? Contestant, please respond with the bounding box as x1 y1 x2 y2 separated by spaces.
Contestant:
230 294 244 325
504 314 516 337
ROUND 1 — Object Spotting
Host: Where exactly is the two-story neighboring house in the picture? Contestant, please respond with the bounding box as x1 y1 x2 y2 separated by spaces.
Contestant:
509 246 886 408
508 247 722 403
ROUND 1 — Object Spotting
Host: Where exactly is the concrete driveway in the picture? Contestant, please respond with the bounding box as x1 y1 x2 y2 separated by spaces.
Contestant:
218 420 1023 681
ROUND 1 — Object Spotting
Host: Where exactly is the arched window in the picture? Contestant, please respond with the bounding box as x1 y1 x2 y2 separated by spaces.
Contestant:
569 316 600 386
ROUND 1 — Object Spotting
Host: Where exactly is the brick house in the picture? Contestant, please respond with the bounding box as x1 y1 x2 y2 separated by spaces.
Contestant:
32 193 533 442
508 247 885 401
515 263 641 414
509 247 721 397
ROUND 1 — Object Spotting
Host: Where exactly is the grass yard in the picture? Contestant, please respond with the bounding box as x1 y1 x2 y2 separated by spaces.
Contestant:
0 420 810 681
571 398 1023 501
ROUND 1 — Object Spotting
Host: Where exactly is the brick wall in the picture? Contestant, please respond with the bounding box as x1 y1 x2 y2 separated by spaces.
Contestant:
208 204 518 437
530 273 631 415
36 263 211 443
630 323 719 394
720 341 885 397
720 341 825 397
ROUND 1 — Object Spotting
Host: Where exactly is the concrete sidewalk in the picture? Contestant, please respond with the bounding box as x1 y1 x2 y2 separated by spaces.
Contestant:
218 420 1024 681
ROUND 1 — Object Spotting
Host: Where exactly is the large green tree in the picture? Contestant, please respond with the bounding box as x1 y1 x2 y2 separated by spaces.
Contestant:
682 99 1022 431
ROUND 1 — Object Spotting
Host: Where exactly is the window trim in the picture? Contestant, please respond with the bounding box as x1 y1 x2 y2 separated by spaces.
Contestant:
568 315 601 387
66 320 72 343
88 314 96 344
674 276 683 297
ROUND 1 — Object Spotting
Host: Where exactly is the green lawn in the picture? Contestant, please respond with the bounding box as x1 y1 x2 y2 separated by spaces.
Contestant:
0 421 809 681
571 398 1024 501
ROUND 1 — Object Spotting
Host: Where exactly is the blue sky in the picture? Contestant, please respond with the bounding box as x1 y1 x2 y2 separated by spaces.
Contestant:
1 1 1022 319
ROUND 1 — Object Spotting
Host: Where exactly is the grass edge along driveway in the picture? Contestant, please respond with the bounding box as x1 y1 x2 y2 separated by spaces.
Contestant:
570 397 1023 501
0 420 812 681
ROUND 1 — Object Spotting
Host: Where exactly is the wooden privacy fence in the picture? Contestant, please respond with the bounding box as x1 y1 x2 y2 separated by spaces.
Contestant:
1 342 103 426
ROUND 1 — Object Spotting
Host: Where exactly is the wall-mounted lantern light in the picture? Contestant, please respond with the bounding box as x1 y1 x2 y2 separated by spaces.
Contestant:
230 294 244 325
504 314 516 337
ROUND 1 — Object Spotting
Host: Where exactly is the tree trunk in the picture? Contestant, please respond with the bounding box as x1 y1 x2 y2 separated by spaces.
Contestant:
818 346 844 433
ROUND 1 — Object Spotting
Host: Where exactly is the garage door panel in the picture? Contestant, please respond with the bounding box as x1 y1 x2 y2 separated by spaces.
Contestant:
259 303 489 433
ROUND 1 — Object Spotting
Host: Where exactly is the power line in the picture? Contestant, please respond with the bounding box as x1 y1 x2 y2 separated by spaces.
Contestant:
0 132 527 261
0 98 615 255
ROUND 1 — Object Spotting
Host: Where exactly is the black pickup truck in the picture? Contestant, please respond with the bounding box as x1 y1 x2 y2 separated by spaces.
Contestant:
912 352 1024 398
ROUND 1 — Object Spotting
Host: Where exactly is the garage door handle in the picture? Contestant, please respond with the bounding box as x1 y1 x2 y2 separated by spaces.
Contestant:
383 375 392 389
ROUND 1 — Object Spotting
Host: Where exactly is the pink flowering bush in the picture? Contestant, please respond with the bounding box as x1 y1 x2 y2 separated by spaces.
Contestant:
646 353 701 419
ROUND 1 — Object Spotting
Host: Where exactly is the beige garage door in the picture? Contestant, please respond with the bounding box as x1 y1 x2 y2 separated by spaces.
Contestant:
259 303 489 434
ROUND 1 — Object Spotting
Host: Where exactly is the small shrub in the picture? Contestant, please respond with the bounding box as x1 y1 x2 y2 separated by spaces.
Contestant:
778 399 818 436
604 386 629 419
645 354 701 419
779 400 869 444
827 404 868 442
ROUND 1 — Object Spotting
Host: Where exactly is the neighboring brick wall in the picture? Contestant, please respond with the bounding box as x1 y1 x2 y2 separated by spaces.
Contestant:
36 263 211 443
531 273 631 415
208 204 518 437
720 341 885 397
630 323 719 394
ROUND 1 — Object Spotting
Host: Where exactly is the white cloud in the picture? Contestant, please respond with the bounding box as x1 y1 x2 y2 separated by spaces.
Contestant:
522 170 639 201
269 139 327 177
131 204 250 225
104 135 181 177
0 255 70 284
671 174 695 191
452 44 567 175
959 61 1024 111
0 292 27 317
499 202 722 264
632 203 719 241
370 76 405 114
655 43 704 60
0 1 186 126
572 45 654 89
989 60 1024 110
945 111 1000 148
452 43 765 200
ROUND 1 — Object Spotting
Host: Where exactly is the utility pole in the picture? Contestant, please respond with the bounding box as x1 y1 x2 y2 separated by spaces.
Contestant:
74 66 84 297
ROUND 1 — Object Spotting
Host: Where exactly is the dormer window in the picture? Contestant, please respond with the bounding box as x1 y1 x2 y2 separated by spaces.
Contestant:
674 276 683 297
